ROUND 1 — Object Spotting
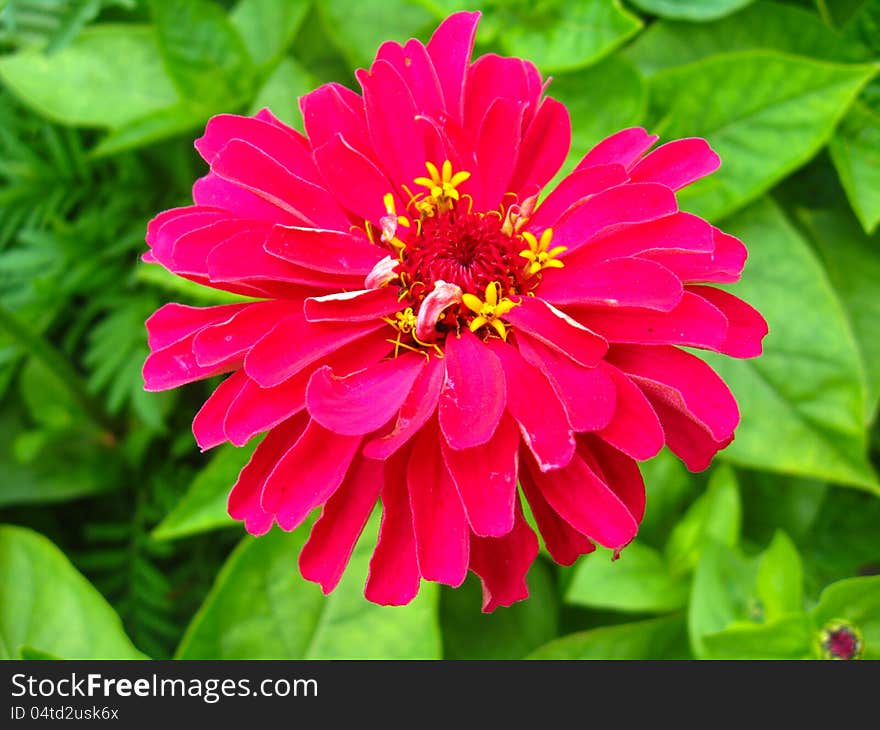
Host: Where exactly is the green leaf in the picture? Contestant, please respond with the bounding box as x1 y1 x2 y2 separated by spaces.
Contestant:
665 464 741 577
648 52 876 221
440 559 558 659
136 262 255 305
626 1 864 75
566 543 689 612
756 531 804 620
740 471 827 545
176 518 441 659
497 0 642 73
91 103 203 158
248 57 316 131
636 448 701 548
810 576 880 659
150 0 255 109
0 525 144 659
0 26 179 128
701 615 813 659
231 0 311 70
706 198 878 491
153 443 256 542
528 615 689 659
628 0 754 21
799 206 880 419
688 540 760 658
829 102 880 234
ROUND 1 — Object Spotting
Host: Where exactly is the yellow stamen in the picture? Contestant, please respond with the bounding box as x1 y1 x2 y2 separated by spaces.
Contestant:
519 228 566 276
413 159 471 215
461 282 519 341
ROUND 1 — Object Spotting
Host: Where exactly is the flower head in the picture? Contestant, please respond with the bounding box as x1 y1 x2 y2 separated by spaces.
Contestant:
143 12 767 611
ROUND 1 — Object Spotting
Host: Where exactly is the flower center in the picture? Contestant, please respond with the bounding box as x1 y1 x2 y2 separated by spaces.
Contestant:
820 621 862 660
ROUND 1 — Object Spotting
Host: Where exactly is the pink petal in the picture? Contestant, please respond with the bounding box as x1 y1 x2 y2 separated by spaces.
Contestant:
572 290 728 350
528 163 629 233
193 173 300 225
442 413 520 538
474 97 526 211
306 354 426 436
379 38 445 117
304 287 401 323
538 257 683 311
688 285 767 358
426 10 480 123
550 182 678 254
407 421 469 586
520 459 595 566
581 436 646 523
464 54 541 136
516 333 616 432
362 355 445 459
300 83 370 156
191 370 248 450
649 395 732 472
526 451 638 549
644 227 747 283
469 498 539 612
169 218 254 276
227 415 307 535
143 334 237 392
505 296 608 367
630 137 720 191
147 208 226 263
438 329 506 450
576 127 658 170
608 344 739 443
595 362 664 460
509 97 571 194
145 302 247 352
488 340 575 471
264 225 382 276
244 315 386 387
365 460 421 606
260 419 361 531
299 456 384 593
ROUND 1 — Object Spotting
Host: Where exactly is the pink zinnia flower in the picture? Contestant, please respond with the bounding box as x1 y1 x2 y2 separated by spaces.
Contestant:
143 12 767 611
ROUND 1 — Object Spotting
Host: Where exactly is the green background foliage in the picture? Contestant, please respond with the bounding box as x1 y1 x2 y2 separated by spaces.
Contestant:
0 0 878 660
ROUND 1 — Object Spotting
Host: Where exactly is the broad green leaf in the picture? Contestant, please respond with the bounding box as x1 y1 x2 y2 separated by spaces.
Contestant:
566 543 689 612
665 464 740 577
91 103 203 158
702 615 813 659
249 57 316 131
176 518 441 659
0 525 144 659
740 471 827 545
150 0 255 108
707 198 878 491
231 0 311 69
810 576 880 659
756 531 804 620
625 2 864 75
799 207 880 419
528 615 689 659
0 25 178 128
637 448 701 548
498 0 642 73
829 102 880 234
153 443 256 541
441 559 558 659
843 0 880 56
629 0 754 21
648 52 876 221
688 540 759 658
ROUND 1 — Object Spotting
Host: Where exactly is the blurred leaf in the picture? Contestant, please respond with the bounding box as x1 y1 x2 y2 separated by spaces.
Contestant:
707 198 878 491
528 615 689 659
628 0 754 21
0 525 144 658
153 442 256 541
625 1 864 75
799 206 880 419
150 0 255 109
441 559 558 659
248 57 316 131
810 576 880 658
701 615 813 659
231 0 310 69
637 448 701 548
665 464 740 576
0 26 179 128
842 0 880 55
91 103 202 158
740 471 827 545
176 517 441 659
497 0 641 73
135 262 255 305
756 531 804 620
688 540 759 658
648 52 876 221
829 102 880 234
566 542 689 612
